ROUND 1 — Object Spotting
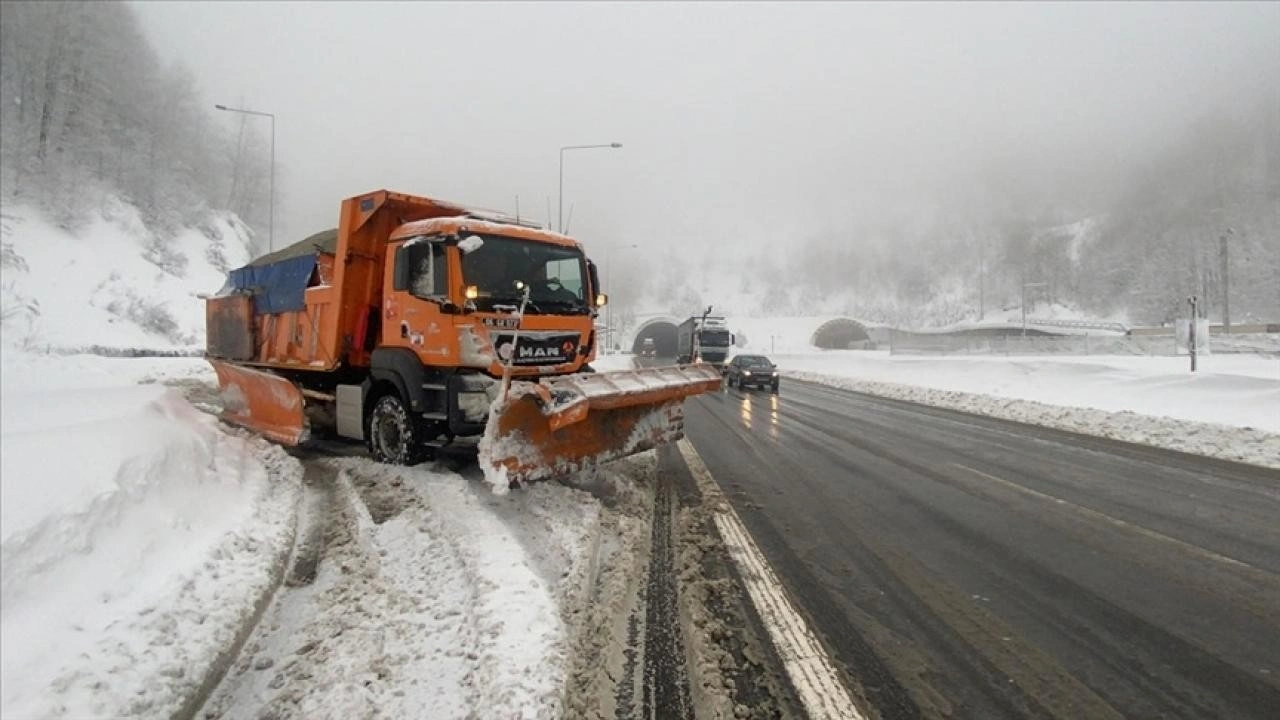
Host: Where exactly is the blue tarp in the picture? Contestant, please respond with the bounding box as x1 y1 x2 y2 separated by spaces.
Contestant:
227 254 317 315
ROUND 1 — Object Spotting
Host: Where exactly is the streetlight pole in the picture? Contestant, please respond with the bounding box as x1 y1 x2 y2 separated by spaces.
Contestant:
216 104 276 252
558 142 622 233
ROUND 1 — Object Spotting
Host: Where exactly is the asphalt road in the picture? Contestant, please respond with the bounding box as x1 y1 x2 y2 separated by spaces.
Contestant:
667 363 1280 720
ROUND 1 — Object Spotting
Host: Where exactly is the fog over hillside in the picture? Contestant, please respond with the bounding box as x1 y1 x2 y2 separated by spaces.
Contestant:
3 2 1277 328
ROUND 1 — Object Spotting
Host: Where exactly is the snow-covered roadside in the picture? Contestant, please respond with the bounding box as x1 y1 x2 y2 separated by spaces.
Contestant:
0 349 301 718
203 458 610 719
776 352 1280 469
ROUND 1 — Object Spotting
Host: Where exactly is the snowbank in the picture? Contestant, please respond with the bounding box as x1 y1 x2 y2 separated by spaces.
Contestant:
1 199 251 352
774 351 1279 432
0 351 300 718
775 351 1280 468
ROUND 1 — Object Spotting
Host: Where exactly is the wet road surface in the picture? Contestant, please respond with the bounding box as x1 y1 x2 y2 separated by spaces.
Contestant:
671 366 1280 720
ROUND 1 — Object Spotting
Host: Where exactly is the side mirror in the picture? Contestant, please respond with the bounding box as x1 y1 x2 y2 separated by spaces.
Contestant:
459 234 484 255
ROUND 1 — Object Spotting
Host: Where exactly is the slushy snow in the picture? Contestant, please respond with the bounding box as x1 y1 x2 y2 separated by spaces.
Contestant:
202 459 605 720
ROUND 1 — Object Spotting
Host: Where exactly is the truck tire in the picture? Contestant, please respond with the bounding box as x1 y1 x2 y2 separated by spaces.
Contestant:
368 394 429 465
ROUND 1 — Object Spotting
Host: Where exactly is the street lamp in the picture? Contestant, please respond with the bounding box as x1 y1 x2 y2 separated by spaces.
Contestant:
558 142 622 234
1021 281 1047 337
603 243 639 353
216 103 276 252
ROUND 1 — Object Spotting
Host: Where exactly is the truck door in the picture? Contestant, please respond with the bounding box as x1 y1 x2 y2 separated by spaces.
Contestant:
387 236 449 350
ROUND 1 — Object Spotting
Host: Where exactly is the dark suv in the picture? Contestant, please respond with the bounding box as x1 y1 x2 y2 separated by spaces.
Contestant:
726 354 779 393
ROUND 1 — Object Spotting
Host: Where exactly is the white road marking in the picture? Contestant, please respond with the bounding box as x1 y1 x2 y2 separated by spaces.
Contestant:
677 439 868 720
951 462 1261 573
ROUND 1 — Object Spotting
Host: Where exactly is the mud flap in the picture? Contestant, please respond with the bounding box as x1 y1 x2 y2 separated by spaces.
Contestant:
208 359 309 446
479 364 722 487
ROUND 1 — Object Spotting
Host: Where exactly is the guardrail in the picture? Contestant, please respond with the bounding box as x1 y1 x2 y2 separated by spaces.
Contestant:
1027 317 1129 333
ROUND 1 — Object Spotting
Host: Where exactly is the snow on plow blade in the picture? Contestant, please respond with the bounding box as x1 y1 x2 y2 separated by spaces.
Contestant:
480 364 723 487
208 359 308 446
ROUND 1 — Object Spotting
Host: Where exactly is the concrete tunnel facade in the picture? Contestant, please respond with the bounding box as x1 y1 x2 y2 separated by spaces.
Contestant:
630 316 681 356
809 317 872 349
623 314 876 356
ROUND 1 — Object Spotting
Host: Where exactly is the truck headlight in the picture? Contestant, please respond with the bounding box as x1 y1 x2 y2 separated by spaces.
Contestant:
743 371 751 376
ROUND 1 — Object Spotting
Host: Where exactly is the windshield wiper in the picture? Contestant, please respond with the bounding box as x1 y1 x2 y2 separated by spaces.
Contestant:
490 295 545 314
534 298 589 314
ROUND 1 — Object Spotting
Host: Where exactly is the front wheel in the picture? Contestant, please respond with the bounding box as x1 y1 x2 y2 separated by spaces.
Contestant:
368 394 428 465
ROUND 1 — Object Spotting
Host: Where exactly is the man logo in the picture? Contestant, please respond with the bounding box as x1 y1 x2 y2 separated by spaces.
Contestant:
518 346 559 359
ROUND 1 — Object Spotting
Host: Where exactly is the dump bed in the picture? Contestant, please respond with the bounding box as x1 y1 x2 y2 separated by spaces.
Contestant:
205 191 471 372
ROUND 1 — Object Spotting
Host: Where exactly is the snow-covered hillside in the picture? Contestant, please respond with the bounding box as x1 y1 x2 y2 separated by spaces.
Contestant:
1 199 252 352
626 238 1129 332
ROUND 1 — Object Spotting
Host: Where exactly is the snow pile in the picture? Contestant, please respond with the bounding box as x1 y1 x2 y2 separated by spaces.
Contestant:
778 351 1280 468
0 199 252 352
0 350 300 719
205 459 603 720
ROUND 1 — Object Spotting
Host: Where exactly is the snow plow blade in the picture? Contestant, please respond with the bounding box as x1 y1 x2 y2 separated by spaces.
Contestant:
480 364 723 487
208 359 308 446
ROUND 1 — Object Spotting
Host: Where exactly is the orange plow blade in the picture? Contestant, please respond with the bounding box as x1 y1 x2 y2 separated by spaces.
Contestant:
479 364 723 487
208 359 308 446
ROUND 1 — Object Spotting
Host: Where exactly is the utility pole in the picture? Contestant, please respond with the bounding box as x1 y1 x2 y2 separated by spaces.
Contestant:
979 253 985 320
604 243 638 354
977 234 986 320
1021 281 1047 337
1220 227 1234 333
1188 295 1199 372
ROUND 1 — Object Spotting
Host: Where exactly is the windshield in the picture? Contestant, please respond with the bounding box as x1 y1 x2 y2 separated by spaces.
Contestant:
460 234 588 313
700 329 731 347
741 356 772 367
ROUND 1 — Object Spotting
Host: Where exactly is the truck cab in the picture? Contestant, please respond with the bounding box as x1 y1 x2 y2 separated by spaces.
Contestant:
676 315 733 370
375 217 604 441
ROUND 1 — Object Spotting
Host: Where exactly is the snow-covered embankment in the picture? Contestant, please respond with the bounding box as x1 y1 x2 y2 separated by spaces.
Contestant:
776 351 1280 468
0 350 302 718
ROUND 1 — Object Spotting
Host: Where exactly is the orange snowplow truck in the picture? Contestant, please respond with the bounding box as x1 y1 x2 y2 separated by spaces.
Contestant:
205 190 720 485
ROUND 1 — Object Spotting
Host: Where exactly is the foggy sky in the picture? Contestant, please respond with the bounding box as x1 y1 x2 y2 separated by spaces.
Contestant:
132 1 1279 254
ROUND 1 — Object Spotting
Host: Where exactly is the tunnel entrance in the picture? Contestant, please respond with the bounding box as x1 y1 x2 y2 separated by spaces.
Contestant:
811 318 871 349
632 321 678 357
